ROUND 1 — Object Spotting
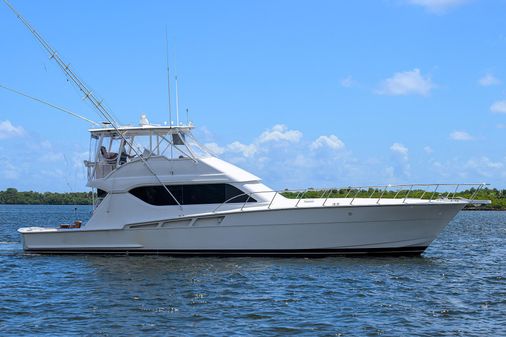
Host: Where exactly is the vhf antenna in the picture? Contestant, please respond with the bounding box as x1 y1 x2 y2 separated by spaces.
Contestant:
175 75 180 126
165 26 173 126
172 36 181 126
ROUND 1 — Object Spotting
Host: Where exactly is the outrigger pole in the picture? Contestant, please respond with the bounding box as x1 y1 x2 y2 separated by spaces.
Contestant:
2 0 119 127
3 0 184 210
0 83 100 126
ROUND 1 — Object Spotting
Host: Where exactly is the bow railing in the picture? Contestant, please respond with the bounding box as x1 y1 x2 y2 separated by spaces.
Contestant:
212 183 489 213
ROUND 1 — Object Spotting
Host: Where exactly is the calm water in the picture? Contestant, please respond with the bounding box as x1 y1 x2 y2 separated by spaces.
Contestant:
0 205 505 336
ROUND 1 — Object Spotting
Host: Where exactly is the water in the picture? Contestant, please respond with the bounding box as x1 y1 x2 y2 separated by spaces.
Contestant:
0 205 505 336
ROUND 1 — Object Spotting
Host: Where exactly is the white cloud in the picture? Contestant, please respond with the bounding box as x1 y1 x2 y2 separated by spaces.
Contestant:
390 143 409 156
204 124 303 159
0 120 25 139
193 126 219 143
227 141 257 157
428 156 506 181
258 124 302 143
376 69 434 96
450 130 474 141
423 146 433 154
468 157 503 170
490 100 506 114
464 157 505 178
407 0 468 14
204 142 225 155
310 135 345 151
389 143 410 178
340 76 355 88
196 125 361 188
479 73 501 86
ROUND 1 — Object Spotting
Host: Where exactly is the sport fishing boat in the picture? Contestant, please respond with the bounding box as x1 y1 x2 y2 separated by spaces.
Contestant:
5 0 490 255
17 120 489 255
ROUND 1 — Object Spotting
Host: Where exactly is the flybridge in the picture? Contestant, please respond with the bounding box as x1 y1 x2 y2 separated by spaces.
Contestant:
86 115 211 181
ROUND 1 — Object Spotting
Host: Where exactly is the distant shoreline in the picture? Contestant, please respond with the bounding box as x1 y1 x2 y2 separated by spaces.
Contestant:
1 187 505 210
463 207 506 211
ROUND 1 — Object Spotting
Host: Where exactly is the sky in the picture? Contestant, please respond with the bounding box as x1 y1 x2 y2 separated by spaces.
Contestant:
1 0 506 192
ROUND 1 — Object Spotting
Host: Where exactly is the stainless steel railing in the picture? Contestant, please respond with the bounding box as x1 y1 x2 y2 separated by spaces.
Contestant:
212 183 488 213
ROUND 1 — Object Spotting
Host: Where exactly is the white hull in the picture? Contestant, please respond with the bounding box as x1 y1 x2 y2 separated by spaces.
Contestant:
19 202 465 255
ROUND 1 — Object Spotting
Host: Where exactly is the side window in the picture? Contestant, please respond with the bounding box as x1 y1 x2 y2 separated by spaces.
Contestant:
129 184 256 206
183 184 224 205
225 184 251 202
97 189 108 198
130 185 181 206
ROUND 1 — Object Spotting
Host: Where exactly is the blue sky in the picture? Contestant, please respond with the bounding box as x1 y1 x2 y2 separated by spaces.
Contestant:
1 0 506 192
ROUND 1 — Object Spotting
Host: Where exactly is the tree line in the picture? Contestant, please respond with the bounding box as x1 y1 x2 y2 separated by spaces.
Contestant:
0 188 92 205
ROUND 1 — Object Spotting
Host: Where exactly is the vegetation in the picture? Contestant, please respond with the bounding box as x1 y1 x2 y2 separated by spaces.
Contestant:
282 187 506 210
0 188 92 205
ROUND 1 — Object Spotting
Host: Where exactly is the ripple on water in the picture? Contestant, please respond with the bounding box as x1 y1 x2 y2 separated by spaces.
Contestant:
0 207 506 335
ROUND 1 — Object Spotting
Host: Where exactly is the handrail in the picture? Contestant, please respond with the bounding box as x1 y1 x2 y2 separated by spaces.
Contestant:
403 185 414 203
268 192 278 209
377 185 389 204
211 183 489 213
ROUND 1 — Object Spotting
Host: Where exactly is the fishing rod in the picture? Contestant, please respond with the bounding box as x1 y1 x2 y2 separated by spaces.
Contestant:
0 83 100 126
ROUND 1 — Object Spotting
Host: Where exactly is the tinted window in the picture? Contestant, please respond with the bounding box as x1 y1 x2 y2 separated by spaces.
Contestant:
97 189 108 198
129 184 255 206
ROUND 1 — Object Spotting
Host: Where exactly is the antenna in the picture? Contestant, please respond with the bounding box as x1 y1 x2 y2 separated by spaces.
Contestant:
186 108 189 125
172 36 182 126
175 75 180 125
165 26 172 126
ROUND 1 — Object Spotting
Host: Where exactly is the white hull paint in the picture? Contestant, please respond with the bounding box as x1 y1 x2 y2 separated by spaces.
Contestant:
20 202 465 255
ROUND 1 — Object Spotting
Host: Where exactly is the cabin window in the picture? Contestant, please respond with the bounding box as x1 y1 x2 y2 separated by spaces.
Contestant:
129 184 256 206
97 189 108 198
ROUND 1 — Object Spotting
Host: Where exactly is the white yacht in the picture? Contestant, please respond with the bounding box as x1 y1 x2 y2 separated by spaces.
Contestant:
18 118 489 255
5 0 490 255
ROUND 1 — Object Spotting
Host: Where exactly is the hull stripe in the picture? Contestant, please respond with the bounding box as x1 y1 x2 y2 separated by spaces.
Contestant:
24 246 427 256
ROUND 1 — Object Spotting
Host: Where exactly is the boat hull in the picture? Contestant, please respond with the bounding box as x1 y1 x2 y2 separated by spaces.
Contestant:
19 203 464 256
